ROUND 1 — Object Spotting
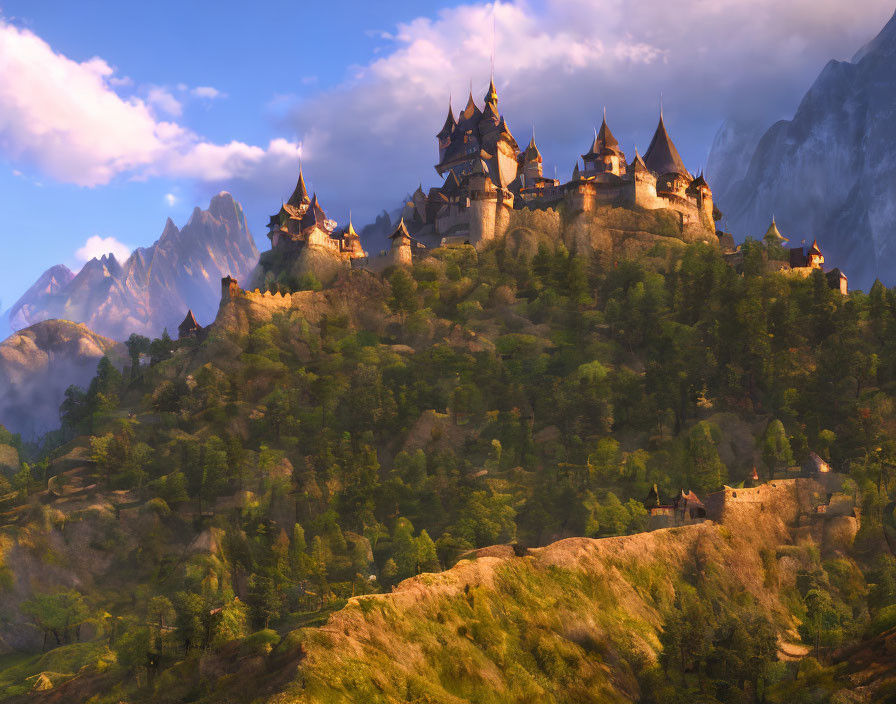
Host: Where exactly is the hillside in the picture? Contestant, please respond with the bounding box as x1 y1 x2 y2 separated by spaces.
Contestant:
0 209 894 703
0 320 125 437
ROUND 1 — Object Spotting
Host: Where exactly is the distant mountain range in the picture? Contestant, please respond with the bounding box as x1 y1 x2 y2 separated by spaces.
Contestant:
2 192 258 342
706 10 896 291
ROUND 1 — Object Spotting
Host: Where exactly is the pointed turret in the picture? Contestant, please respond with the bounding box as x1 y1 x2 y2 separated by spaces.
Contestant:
643 114 690 177
806 239 825 269
389 217 411 240
524 134 542 162
582 128 601 161
597 113 620 153
460 91 480 121
479 100 500 129
343 219 359 240
484 77 498 106
437 99 456 139
178 309 202 339
572 163 581 181
287 167 310 207
763 217 788 244
808 239 822 257
631 148 649 174
300 193 328 232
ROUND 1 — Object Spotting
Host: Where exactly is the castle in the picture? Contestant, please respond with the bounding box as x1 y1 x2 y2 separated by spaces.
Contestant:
719 217 848 294
399 80 716 247
258 78 847 291
266 168 367 260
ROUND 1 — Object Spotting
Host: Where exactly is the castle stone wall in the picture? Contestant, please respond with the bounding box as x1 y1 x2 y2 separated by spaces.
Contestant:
704 479 827 527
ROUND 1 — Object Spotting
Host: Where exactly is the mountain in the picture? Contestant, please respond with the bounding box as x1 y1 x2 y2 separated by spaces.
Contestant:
0 320 124 437
1 265 75 339
5 193 258 341
706 10 896 290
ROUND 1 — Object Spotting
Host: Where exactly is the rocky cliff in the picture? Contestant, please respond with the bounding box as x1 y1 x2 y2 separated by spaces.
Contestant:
706 10 896 290
0 321 124 437
5 193 258 342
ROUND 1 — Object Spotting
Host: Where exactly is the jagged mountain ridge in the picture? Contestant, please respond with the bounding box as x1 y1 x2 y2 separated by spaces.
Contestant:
6 192 259 341
706 10 896 290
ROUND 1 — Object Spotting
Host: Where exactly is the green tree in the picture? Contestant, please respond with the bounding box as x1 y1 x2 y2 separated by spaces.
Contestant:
416 529 440 573
762 419 794 475
247 574 281 628
687 421 728 494
388 268 420 319
21 590 90 650
125 333 151 379
172 591 204 654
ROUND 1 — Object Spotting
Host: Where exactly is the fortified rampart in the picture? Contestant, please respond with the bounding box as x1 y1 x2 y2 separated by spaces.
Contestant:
214 273 388 335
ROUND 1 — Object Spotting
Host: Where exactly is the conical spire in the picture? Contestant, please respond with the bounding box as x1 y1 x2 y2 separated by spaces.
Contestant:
461 89 479 120
631 147 649 173
287 166 310 207
484 76 498 105
763 217 788 244
437 98 456 138
597 112 619 150
389 216 411 240
808 239 822 256
643 114 689 177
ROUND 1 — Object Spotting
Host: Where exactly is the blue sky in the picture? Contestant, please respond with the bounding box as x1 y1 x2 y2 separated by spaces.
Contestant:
1 0 894 311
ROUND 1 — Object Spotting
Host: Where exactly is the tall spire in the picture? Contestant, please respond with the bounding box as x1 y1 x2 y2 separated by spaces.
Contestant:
643 113 689 177
437 97 457 139
484 76 498 106
287 165 310 207
597 110 619 151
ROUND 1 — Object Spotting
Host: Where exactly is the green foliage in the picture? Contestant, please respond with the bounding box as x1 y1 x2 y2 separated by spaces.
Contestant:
11 230 896 703
21 590 90 649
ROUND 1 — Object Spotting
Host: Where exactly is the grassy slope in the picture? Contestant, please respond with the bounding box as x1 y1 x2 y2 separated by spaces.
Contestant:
209 496 798 704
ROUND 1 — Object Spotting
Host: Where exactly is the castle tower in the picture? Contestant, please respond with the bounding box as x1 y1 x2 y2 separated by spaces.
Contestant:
221 275 240 301
521 134 543 185
644 113 691 197
763 216 789 246
436 99 456 164
582 111 625 176
807 240 824 269
468 155 497 245
630 149 658 208
178 309 202 339
389 218 415 266
341 218 366 258
687 172 714 223
287 167 311 208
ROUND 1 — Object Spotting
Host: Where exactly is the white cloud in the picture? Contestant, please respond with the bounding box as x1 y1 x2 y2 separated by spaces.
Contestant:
191 85 225 100
75 235 132 264
0 18 297 187
280 0 895 222
147 86 182 116
164 192 178 206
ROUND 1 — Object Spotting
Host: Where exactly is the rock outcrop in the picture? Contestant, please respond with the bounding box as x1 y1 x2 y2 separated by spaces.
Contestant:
0 320 124 436
6 193 258 341
706 10 896 290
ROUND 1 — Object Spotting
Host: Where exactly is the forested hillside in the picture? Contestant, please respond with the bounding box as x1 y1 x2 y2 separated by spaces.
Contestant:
0 221 894 703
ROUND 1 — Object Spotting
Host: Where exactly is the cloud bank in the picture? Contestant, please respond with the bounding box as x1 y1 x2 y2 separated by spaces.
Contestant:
282 0 894 224
75 235 132 264
0 18 297 187
1 1 893 235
